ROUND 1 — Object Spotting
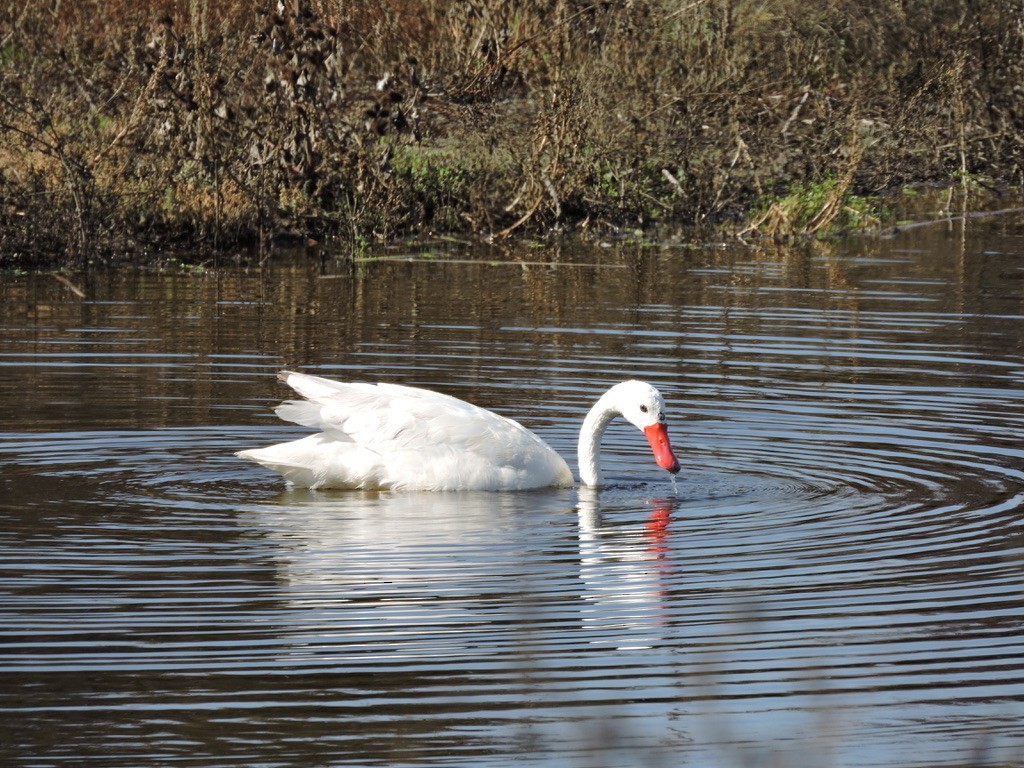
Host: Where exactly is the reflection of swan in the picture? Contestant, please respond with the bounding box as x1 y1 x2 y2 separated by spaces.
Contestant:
237 371 680 491
240 490 583 668
576 488 680 649
248 490 569 593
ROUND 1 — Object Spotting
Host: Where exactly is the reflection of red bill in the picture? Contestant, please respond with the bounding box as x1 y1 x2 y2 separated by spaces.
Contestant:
643 422 680 474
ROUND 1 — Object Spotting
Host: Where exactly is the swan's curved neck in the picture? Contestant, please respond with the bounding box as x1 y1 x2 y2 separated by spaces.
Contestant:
577 394 618 487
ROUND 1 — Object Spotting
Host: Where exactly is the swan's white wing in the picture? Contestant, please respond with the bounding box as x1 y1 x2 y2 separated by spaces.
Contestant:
239 371 573 491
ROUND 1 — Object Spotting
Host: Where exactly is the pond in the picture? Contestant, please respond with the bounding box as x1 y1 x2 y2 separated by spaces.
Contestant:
2 221 1024 767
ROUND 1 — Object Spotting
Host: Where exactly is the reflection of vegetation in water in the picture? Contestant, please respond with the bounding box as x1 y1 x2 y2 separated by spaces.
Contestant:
1 0 1023 265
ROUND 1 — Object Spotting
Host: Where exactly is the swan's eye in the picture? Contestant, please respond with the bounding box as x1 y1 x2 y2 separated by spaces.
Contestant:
659 412 666 423
639 404 649 413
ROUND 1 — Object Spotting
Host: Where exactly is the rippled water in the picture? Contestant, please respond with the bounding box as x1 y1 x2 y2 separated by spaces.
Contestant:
3 223 1024 766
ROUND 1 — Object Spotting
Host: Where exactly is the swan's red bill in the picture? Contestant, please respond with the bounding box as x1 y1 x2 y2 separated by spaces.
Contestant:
643 423 680 474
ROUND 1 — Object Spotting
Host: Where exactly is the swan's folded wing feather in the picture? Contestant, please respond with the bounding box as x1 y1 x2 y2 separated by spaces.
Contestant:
327 391 498 453
278 370 358 399
281 372 501 451
268 371 572 489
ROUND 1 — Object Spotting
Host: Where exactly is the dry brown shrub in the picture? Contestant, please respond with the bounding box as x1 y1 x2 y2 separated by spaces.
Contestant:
1 0 1022 265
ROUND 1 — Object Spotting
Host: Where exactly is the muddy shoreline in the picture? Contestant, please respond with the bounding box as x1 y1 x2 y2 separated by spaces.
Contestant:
2 1 1023 268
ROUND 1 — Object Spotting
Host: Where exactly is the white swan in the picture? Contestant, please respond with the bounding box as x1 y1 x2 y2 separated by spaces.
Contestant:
237 371 680 491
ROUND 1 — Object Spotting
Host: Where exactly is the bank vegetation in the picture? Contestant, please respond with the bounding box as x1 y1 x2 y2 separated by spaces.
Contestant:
2 0 1023 266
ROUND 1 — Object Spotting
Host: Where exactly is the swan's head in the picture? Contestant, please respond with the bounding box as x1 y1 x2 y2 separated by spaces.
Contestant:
608 380 681 475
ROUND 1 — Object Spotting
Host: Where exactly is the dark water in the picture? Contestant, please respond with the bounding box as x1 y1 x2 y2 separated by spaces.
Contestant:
2 222 1024 767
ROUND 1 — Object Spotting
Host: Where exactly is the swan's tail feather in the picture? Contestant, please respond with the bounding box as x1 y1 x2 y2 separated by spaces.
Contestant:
236 435 386 490
237 447 322 488
274 399 323 428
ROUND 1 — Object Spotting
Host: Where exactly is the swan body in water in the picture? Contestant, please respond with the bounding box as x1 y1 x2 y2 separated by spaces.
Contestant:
237 371 680 491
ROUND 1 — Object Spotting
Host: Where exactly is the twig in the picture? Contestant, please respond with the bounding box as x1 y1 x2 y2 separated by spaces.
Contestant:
780 90 810 135
661 168 684 196
51 272 86 298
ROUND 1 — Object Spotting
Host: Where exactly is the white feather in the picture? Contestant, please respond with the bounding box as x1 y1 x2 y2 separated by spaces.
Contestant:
237 371 574 491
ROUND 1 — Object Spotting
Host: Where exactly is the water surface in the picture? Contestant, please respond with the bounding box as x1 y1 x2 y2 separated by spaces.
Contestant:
3 224 1024 766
